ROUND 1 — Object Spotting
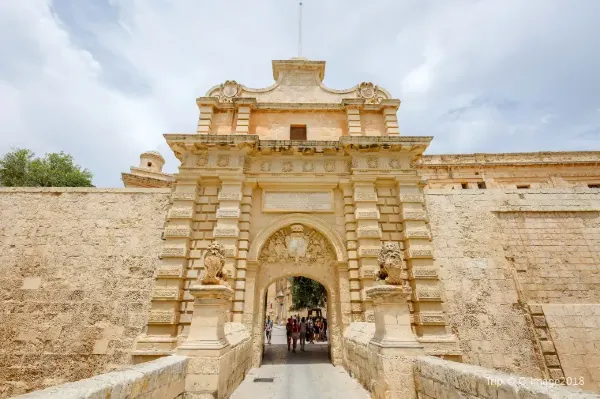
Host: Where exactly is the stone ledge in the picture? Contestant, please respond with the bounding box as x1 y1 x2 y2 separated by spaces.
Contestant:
0 187 171 194
12 355 190 399
414 355 600 399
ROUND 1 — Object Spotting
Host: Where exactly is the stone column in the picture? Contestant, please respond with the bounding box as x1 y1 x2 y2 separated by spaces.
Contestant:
178 284 234 397
367 283 424 399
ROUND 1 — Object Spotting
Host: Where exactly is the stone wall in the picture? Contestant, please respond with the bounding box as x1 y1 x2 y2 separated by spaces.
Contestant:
12 355 189 399
0 188 170 397
540 304 600 393
425 188 600 382
414 355 599 398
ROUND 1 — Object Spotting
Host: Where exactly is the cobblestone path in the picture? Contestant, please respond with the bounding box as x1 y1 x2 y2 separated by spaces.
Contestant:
231 325 369 399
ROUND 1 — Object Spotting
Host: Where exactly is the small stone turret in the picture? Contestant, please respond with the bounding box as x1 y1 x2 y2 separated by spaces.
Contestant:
139 151 165 173
122 151 174 188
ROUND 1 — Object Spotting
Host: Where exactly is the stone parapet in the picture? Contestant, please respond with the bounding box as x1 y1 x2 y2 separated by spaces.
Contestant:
12 355 189 399
414 355 600 399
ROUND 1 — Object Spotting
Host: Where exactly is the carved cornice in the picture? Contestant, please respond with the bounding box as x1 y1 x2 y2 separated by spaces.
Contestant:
419 151 600 168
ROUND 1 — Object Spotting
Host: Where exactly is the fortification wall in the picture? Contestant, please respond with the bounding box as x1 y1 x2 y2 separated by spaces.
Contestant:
0 188 171 398
426 187 600 387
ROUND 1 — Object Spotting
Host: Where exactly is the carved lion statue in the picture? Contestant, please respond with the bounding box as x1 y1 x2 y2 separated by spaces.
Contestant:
200 242 227 285
377 242 405 285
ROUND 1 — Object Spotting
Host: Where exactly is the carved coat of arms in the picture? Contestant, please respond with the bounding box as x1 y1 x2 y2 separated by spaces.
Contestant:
260 224 333 265
285 224 309 262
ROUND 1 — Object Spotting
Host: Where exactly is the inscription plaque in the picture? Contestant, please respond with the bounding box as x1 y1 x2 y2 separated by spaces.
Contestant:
263 191 333 212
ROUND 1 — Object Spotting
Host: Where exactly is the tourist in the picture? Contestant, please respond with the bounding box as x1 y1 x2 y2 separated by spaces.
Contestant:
323 318 328 341
308 317 314 344
286 318 293 351
291 319 300 353
265 316 273 345
313 319 320 342
299 317 307 351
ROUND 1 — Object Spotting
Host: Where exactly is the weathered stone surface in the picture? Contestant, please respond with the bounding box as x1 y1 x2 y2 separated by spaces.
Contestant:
0 188 170 397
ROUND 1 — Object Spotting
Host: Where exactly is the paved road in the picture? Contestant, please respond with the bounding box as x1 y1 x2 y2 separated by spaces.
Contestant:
231 325 369 399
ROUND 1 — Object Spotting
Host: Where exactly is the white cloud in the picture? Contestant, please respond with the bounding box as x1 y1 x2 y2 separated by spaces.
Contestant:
1 0 599 186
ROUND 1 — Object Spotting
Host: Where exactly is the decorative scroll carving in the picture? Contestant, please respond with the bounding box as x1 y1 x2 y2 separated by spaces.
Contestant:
407 248 434 259
416 287 442 301
399 194 424 203
216 208 241 218
377 242 406 285
213 80 240 103
155 266 184 278
152 287 181 300
213 226 240 237
356 227 382 238
200 242 227 285
357 82 384 104
303 161 315 172
217 155 230 167
282 160 293 172
172 191 196 201
403 230 431 239
358 246 380 257
411 267 438 279
353 192 378 202
389 158 401 169
196 154 208 166
355 210 380 219
164 227 192 238
148 309 177 324
366 156 379 169
259 224 335 265
168 207 193 219
324 160 336 172
260 161 271 172
160 247 187 258
218 191 242 201
415 312 446 325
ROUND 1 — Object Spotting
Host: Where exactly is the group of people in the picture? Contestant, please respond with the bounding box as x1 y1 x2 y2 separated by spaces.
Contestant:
264 315 328 353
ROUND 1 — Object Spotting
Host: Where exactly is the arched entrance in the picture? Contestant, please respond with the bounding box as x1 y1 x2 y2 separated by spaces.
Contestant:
244 214 350 368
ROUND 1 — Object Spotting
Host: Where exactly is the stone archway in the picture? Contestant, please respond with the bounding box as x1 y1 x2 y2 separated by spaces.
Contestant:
244 217 350 367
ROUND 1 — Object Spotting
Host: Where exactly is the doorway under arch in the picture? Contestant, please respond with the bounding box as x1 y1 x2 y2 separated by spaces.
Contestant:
244 218 351 368
262 276 332 365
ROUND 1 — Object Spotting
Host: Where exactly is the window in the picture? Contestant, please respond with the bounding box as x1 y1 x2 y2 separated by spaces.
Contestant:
290 125 307 140
477 182 487 189
461 183 469 189
588 184 600 189
147 162 152 167
517 184 530 189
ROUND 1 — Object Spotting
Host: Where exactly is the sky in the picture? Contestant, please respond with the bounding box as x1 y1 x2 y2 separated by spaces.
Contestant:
1 0 599 187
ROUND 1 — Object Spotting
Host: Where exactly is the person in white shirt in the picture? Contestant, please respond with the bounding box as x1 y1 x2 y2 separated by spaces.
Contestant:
299 317 307 351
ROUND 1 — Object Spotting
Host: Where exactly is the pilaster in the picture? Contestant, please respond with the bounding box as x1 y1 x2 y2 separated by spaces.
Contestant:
132 180 200 360
213 175 245 320
383 107 400 136
340 180 362 322
345 106 362 136
232 179 255 321
352 176 382 321
234 105 251 134
396 178 460 358
196 104 215 134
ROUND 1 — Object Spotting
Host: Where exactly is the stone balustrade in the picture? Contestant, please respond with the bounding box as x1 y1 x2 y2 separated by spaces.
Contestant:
12 355 189 399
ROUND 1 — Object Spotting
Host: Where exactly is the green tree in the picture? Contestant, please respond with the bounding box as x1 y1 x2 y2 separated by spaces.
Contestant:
0 148 93 187
289 277 327 311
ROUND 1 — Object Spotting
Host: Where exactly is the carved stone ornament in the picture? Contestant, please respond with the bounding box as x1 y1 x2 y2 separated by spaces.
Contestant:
377 242 406 285
259 224 334 266
200 242 227 285
282 161 293 172
357 82 383 104
215 80 240 103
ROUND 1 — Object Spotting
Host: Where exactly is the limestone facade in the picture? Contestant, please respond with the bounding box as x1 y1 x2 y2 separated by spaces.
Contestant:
2 57 600 397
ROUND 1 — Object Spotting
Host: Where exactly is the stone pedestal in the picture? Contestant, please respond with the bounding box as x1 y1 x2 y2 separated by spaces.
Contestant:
366 284 424 399
177 284 234 398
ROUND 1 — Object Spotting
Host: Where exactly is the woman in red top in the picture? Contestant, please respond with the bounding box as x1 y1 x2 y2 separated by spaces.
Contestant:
291 319 300 353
